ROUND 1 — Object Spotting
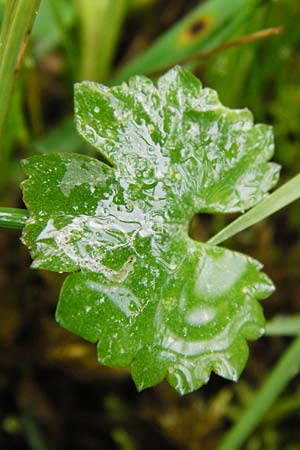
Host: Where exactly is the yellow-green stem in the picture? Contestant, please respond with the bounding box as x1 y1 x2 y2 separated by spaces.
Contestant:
76 0 127 82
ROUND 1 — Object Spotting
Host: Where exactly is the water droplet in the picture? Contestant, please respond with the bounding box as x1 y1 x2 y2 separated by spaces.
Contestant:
169 261 177 270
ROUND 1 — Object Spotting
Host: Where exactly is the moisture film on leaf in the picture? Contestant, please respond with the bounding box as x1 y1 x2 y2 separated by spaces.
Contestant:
21 66 279 394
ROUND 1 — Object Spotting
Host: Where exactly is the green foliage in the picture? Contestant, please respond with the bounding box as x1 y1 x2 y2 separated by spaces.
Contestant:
32 0 76 56
111 0 260 83
32 118 85 155
21 66 279 394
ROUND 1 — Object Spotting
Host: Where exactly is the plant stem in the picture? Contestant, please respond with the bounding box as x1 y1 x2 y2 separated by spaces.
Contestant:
147 26 284 78
0 207 29 229
208 173 300 246
0 0 41 180
76 0 127 82
216 337 300 450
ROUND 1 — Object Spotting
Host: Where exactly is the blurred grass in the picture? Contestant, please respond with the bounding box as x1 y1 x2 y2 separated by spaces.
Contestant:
76 0 128 82
0 1 300 449
111 0 262 83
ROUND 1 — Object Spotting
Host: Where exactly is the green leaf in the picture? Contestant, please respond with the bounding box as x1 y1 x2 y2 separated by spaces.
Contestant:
21 66 279 394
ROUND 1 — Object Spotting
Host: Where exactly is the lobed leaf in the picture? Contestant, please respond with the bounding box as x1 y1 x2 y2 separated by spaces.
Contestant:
22 67 278 394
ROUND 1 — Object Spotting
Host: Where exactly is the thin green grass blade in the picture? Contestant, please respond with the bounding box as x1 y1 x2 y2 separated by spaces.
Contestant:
0 0 41 138
266 316 300 336
0 0 41 190
216 337 300 450
208 173 300 246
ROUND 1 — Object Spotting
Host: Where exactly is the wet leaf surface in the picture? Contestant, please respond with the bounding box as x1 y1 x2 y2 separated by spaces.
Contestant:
21 66 279 394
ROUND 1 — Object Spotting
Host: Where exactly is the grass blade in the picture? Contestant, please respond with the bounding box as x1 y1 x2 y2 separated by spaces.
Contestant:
266 316 300 336
0 0 41 189
216 337 300 450
208 173 300 246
